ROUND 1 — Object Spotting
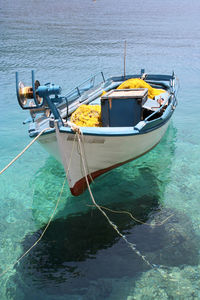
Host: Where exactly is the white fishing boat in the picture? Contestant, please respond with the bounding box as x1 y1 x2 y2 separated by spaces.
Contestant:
16 70 177 195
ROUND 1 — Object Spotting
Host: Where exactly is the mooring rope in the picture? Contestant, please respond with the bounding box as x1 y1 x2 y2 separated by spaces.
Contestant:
67 121 93 183
0 132 77 277
0 128 50 175
0 122 174 280
76 129 179 281
76 130 156 269
87 205 174 227
77 128 183 283
79 130 94 183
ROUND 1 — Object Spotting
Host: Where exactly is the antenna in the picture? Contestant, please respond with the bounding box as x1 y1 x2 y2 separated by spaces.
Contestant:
124 40 127 80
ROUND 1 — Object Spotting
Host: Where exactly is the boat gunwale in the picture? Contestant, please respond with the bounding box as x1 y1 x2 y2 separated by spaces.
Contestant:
59 108 174 137
31 102 175 139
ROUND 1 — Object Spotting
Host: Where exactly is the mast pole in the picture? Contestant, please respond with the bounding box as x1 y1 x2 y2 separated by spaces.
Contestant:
124 40 126 80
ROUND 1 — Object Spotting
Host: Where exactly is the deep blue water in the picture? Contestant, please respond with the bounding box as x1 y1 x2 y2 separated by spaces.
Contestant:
1 0 200 299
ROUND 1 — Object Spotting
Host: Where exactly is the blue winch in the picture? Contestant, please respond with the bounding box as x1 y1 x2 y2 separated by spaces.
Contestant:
16 70 65 122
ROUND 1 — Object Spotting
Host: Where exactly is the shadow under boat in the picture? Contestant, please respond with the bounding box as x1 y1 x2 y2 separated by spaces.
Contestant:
14 199 200 297
9 124 200 298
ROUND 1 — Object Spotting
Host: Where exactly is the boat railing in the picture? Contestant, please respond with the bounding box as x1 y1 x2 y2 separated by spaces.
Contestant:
64 72 105 104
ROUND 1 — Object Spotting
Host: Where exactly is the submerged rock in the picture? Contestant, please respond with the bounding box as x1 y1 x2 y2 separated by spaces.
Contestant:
12 204 200 300
138 208 200 267
128 265 200 300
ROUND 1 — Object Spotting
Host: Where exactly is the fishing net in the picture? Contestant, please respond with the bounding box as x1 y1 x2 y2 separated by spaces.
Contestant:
71 79 165 127
71 104 102 127
117 78 165 99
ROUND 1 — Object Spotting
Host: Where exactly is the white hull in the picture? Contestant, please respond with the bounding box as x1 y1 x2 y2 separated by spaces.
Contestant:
55 120 170 195
38 132 61 162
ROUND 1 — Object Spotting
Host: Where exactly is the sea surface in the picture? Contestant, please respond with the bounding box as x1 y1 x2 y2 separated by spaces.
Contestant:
0 0 200 299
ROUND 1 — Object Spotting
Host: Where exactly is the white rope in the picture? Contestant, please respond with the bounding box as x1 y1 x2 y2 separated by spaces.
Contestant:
75 129 178 281
0 132 77 277
87 204 174 227
0 121 169 278
67 121 93 182
76 130 156 269
0 128 50 175
75 129 176 280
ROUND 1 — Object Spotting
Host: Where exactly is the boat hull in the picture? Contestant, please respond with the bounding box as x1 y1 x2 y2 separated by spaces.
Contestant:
37 132 61 162
55 120 170 196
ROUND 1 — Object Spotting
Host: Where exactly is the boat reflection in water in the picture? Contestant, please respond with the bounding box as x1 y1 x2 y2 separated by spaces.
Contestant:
13 125 200 299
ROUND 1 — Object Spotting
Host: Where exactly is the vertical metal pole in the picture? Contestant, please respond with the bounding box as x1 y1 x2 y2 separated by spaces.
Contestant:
76 87 81 96
101 71 105 82
44 95 63 125
124 40 126 80
15 72 19 101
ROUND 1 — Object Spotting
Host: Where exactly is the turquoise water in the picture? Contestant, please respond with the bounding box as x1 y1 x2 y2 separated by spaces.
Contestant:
1 0 200 299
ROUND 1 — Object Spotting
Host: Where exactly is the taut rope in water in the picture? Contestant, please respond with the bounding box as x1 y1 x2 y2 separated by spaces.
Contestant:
87 205 174 227
0 123 175 280
0 128 50 175
76 129 179 280
76 130 156 269
0 132 77 277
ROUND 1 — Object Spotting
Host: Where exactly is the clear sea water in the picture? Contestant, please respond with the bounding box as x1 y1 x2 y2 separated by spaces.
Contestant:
0 0 200 299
